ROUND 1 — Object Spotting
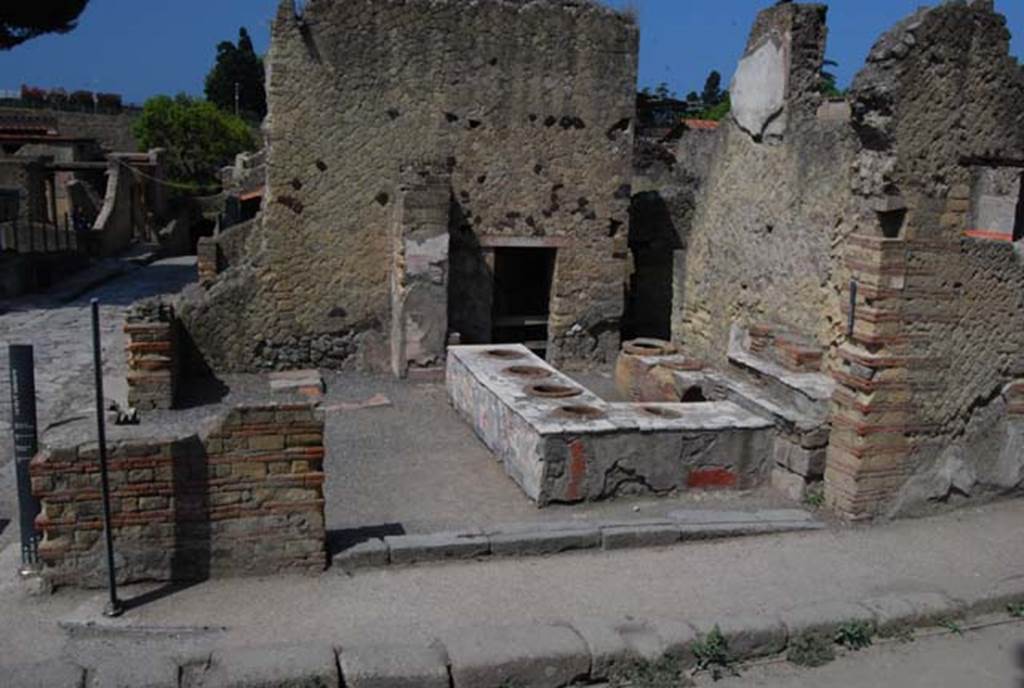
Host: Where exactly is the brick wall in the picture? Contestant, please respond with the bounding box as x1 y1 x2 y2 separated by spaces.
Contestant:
824 1 1024 519
30 403 326 587
125 300 179 410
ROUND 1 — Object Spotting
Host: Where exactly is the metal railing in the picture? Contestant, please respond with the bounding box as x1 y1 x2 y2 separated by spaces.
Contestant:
0 217 80 254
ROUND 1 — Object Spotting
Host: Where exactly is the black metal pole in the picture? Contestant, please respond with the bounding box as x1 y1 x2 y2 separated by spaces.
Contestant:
848 279 858 338
91 299 122 617
8 345 41 572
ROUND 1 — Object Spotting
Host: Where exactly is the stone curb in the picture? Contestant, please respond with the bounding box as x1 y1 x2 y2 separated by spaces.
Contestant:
23 579 1024 688
333 512 824 572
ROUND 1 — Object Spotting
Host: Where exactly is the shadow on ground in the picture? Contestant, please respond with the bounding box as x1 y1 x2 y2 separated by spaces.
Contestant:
327 524 407 556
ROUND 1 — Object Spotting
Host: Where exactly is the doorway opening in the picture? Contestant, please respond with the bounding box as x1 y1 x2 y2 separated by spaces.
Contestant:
491 247 556 357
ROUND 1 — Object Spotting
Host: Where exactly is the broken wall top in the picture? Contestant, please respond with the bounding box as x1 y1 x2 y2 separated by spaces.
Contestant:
729 2 828 142
849 0 1024 200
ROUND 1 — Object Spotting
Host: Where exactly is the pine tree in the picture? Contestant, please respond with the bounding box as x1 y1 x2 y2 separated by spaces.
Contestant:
0 1 89 50
204 28 267 120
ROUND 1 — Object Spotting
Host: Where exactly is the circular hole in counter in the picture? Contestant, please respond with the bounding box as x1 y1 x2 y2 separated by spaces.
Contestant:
504 365 552 379
554 404 606 420
485 348 525 360
640 405 681 419
526 383 583 398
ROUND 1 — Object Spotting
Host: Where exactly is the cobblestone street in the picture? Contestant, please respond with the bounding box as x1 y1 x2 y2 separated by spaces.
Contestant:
0 257 196 544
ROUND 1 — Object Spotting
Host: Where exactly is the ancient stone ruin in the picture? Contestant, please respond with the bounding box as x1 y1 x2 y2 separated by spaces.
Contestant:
23 0 1024 589
178 0 1024 522
179 0 638 375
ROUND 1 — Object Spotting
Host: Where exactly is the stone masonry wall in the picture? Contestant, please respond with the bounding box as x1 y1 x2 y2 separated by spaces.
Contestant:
30 403 326 587
676 3 856 367
627 126 719 340
180 0 637 372
826 0 1024 518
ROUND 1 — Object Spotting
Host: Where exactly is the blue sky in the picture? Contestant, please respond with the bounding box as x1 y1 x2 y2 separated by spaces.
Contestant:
1 0 1021 105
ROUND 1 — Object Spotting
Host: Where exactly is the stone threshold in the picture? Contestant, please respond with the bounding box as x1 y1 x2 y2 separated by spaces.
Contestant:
332 508 823 572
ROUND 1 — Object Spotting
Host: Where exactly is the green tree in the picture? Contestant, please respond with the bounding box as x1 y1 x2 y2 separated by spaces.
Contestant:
1 1 89 50
134 94 256 192
819 58 844 98
699 91 731 121
654 82 674 100
204 27 267 120
701 70 723 107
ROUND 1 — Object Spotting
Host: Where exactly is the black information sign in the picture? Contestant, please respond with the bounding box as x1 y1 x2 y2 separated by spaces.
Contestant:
9 345 40 566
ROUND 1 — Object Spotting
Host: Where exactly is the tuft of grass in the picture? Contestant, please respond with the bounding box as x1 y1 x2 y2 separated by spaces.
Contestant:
834 620 874 650
608 655 691 688
691 625 735 680
939 617 963 636
803 485 825 508
1008 602 1024 618
787 632 835 668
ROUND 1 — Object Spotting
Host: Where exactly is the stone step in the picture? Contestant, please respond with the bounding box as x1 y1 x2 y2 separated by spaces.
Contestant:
723 323 834 433
332 510 823 571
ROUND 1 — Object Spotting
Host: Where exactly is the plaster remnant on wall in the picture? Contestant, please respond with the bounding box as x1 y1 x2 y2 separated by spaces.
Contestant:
730 37 789 142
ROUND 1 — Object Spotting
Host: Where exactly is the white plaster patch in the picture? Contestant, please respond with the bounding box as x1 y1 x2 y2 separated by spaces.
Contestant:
404 234 449 280
730 37 788 141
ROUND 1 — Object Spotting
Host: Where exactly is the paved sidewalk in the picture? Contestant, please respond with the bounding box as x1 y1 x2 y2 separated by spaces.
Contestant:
0 256 197 553
1 498 1021 670
700 619 1024 687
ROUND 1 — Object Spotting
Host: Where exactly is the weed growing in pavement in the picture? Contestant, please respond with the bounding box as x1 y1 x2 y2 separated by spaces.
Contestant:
691 625 736 680
939 618 963 636
834 620 874 650
802 485 825 508
787 632 835 668
608 654 692 688
1008 602 1024 618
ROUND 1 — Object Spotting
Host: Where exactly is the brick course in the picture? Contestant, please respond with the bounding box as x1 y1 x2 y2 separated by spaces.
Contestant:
124 300 179 410
30 403 326 587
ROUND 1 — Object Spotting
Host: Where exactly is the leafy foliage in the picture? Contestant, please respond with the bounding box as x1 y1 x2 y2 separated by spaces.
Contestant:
0 1 89 50
1008 602 1024 618
692 625 735 680
697 92 731 122
939 617 963 636
205 27 267 120
787 632 835 668
834 620 874 650
609 655 690 688
654 82 675 100
819 58 845 98
803 484 825 508
134 94 256 193
701 70 724 108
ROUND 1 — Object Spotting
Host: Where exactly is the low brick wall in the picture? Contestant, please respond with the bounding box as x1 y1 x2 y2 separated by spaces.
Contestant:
30 403 326 587
125 300 179 410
